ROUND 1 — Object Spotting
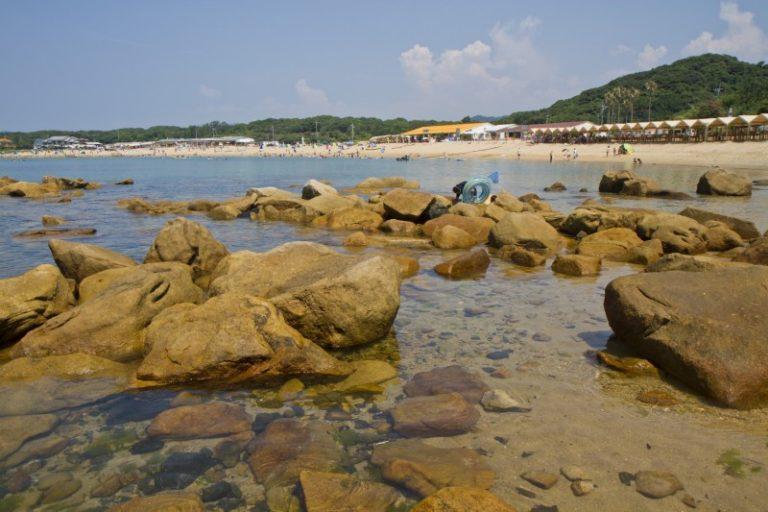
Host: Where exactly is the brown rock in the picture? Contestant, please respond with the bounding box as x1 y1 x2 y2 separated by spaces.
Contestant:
489 212 561 253
576 227 643 261
343 231 368 247
380 219 418 235
637 213 708 255
411 487 517 512
208 204 241 220
108 492 204 512
42 215 65 226
371 439 495 496
498 245 546 267
78 262 197 302
636 389 678 406
521 470 559 489
422 214 494 243
48 239 137 282
678 207 760 240
382 188 435 221
432 225 476 249
391 255 419 278
403 365 490 403
552 254 601 276
434 249 490 279
147 402 251 439
389 392 479 437
697 168 751 196
299 471 401 512
599 170 638 193
703 221 744 251
0 414 58 460
628 239 664 265
734 235 768 266
634 470 683 499
14 227 97 238
355 176 420 190
596 351 658 376
327 207 383 230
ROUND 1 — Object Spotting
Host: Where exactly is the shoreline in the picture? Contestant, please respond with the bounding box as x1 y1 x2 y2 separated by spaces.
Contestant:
3 139 768 172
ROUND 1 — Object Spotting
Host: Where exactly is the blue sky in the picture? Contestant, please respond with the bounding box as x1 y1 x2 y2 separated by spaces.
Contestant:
2 0 767 131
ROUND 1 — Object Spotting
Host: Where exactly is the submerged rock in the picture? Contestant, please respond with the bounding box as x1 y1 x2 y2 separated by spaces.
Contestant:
108 492 204 512
434 248 490 279
299 471 401 512
403 365 489 403
147 402 252 439
0 264 74 345
498 245 546 267
480 389 529 412
14 227 97 238
389 392 479 437
210 242 401 348
552 254 601 277
0 414 58 460
605 267 768 407
354 176 419 190
697 168 751 196
411 487 517 512
48 239 137 283
371 439 495 497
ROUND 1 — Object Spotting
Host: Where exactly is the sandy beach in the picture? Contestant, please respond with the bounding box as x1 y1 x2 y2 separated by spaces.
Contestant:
4 139 768 171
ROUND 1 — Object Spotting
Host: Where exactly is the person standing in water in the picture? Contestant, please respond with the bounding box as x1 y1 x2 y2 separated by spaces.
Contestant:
549 151 553 163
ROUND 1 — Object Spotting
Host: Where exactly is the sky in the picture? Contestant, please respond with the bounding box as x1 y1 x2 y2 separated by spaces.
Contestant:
2 0 768 131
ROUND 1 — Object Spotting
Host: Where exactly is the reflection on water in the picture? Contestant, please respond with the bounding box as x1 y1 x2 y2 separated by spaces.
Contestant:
0 156 767 511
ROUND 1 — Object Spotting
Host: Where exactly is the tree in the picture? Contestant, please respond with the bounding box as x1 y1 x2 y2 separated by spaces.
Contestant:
461 116 472 123
645 80 658 121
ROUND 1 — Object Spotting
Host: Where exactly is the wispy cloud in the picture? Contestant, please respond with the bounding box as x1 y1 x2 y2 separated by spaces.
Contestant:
295 79 331 111
199 84 222 98
684 1 768 61
636 44 668 70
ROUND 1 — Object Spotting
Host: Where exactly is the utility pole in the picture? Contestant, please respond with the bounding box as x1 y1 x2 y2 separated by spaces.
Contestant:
714 83 723 97
271 124 275 141
350 123 355 141
315 121 319 141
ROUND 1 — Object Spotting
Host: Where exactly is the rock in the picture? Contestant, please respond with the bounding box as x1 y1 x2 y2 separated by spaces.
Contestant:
645 253 746 272
11 264 202 362
678 207 759 240
697 168 751 196
449 203 484 217
703 221 744 251
41 215 64 226
247 419 343 488
560 205 650 236
138 293 350 385
434 249 490 279
636 213 708 254
208 204 241 221
426 195 452 219
380 219 418 235
560 465 588 482
116 179 134 185
482 203 510 222
497 245 546 267
355 176 419 190
682 493 698 508
343 231 368 247
130 438 165 455
48 239 137 282
636 389 678 406
571 480 595 496
326 207 383 230
41 175 97 190
493 192 531 213
0 434 67 469
422 214 495 243
432 225 476 249
734 235 768 266
634 470 683 499
210 242 401 348
0 414 58 461
404 365 490 403
392 255 419 278
108 492 205 512
0 180 60 198
40 473 81 504
144 217 229 288
521 470 559 489
78 262 196 302
412 487 517 512
302 179 338 199
335 360 397 393
544 181 566 192
14 227 97 238
480 389 528 412
627 239 664 266
0 264 73 344
605 267 768 407
389 393 479 437
4 469 32 493
489 212 561 254
147 402 251 439
92 471 141 498
382 188 435 222
596 351 658 376
371 439 495 497
299 471 401 512
599 170 638 193
552 254 601 277
576 228 643 261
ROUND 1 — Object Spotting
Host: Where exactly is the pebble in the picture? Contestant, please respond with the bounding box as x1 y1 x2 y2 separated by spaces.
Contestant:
571 480 595 496
491 368 512 379
480 389 530 412
521 470 559 489
682 493 698 508
486 350 512 360
560 465 589 482
634 470 683 499
130 437 165 455
463 306 487 317
202 481 241 503
515 486 537 498
618 471 635 485
532 332 552 342
636 389 678 406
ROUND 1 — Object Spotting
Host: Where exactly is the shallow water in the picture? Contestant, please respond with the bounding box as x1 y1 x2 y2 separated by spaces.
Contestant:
1 156 767 511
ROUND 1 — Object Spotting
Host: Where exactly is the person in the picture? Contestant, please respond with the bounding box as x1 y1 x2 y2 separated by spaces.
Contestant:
517 150 521 159
549 151 553 163
452 181 467 202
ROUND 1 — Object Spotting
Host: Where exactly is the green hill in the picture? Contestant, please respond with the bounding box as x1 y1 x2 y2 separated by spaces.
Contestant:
497 54 768 125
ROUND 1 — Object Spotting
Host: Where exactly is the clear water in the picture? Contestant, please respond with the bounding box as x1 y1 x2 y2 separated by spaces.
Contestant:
1 156 767 511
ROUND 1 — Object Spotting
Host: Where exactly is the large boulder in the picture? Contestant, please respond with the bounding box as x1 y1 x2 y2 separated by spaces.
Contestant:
137 293 351 385
422 214 494 243
302 179 338 199
552 254 601 277
325 207 383 230
10 265 203 361
576 227 643 261
489 212 561 253
560 205 651 236
209 242 401 348
678 207 760 240
599 170 638 193
434 249 490 279
144 217 229 288
432 225 476 249
733 236 768 266
371 439 494 497
382 189 435 222
703 221 744 251
604 267 768 408
636 213 708 254
0 264 74 344
697 168 751 196
78 262 195 303
645 254 749 273
49 239 137 283
0 181 60 198
380 219 418 236
492 192 531 213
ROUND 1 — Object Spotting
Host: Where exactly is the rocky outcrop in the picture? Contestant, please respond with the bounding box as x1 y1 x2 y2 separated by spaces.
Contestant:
325 207 383 230
636 213 708 254
678 207 760 240
302 179 338 199
137 293 351 385
299 471 401 512
422 214 494 243
489 212 561 253
434 249 490 279
733 235 768 266
0 181 60 198
146 402 252 439
11 265 203 361
599 170 638 193
210 242 401 348
0 264 74 344
411 487 517 512
354 176 419 190
697 168 751 196
78 262 196 303
703 221 744 251
552 254 601 276
604 266 768 407
371 439 495 497
144 217 229 288
382 189 435 222
48 239 137 283
645 254 748 272
432 225 476 249
560 205 651 235
576 227 643 261
389 393 480 437
627 239 664 266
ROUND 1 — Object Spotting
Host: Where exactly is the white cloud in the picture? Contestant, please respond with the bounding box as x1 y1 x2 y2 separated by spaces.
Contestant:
684 1 768 61
199 84 221 98
398 17 558 116
610 44 632 56
294 79 331 110
636 44 668 70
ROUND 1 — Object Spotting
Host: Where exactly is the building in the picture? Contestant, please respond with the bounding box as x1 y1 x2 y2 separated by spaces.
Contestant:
153 136 255 147
0 136 14 149
33 136 103 150
400 122 493 142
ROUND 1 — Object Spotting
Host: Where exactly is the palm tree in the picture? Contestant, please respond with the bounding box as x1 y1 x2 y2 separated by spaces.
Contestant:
628 88 641 122
645 80 658 121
